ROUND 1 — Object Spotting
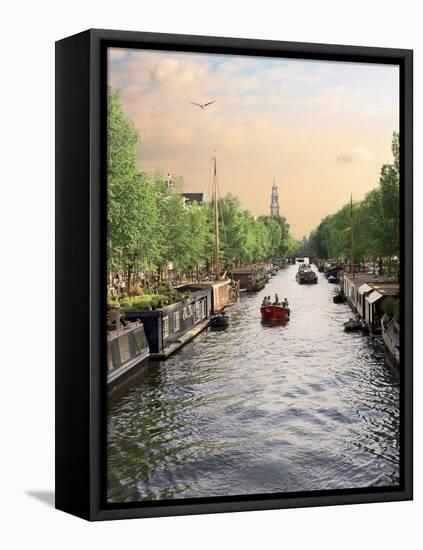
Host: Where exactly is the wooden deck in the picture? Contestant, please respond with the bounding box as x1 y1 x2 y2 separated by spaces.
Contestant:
149 319 210 359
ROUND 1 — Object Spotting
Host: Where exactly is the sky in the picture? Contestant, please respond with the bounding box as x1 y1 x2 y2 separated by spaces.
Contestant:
108 48 399 239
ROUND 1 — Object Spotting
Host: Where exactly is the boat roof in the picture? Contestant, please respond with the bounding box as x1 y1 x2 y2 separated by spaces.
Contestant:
358 283 374 295
231 268 261 273
186 280 230 289
369 283 399 295
343 273 397 286
107 320 143 341
366 290 383 304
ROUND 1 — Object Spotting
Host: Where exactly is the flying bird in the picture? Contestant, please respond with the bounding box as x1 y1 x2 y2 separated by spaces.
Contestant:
190 101 216 110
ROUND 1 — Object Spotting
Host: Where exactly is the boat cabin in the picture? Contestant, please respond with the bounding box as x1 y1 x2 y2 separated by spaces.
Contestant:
188 280 232 313
230 267 267 292
362 283 399 333
107 320 149 388
123 285 212 358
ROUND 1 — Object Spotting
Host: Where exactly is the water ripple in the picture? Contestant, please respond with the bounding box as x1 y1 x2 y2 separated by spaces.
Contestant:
107 266 399 502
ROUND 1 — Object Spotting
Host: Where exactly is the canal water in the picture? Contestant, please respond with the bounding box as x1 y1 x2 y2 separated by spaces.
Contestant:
107 265 400 502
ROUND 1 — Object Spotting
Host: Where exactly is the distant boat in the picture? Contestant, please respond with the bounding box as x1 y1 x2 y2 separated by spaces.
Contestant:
270 268 279 276
328 275 337 284
343 318 363 332
333 290 346 304
260 304 290 321
230 267 267 292
296 265 318 284
210 312 230 329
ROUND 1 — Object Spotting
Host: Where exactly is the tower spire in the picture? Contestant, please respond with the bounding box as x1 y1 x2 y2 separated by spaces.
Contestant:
270 179 280 216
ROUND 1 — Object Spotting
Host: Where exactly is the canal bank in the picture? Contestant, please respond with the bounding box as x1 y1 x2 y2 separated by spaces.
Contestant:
107 265 400 502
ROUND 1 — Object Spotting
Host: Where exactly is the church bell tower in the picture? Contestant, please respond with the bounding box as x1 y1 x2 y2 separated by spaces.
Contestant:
270 180 280 216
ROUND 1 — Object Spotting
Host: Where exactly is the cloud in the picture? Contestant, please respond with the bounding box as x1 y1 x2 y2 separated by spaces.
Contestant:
108 48 127 62
108 49 399 237
336 146 375 163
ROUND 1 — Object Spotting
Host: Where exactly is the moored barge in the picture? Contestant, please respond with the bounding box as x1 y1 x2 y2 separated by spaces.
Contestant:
230 267 267 292
382 317 400 371
189 279 233 313
123 284 212 358
107 320 149 389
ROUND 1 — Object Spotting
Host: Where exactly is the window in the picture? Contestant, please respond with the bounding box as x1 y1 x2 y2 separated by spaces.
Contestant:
163 316 169 338
194 302 201 322
119 333 136 364
134 327 148 350
107 344 114 372
182 305 193 320
174 311 180 332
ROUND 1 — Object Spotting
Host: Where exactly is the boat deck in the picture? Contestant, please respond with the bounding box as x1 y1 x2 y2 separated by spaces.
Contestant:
149 319 210 359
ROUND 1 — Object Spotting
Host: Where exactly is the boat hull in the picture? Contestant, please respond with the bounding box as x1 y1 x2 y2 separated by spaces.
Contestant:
260 305 290 321
296 272 318 284
107 322 150 391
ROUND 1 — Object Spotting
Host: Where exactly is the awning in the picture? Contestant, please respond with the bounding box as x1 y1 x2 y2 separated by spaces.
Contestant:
358 283 374 295
366 290 383 304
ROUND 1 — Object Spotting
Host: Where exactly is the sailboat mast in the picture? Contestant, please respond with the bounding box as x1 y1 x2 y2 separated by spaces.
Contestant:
213 154 220 274
350 194 355 278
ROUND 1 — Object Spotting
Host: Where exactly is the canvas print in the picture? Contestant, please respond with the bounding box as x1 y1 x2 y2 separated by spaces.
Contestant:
106 48 400 503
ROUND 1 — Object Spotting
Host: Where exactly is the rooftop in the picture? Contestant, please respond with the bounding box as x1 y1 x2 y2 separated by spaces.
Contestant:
343 272 397 286
369 282 399 296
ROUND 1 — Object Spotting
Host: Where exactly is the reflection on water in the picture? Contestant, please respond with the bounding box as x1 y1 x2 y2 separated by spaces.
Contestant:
107 265 399 502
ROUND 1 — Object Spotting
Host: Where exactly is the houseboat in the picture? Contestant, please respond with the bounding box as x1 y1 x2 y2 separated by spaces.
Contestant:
123 284 212 358
324 260 343 278
230 267 267 292
341 272 399 334
191 279 233 313
362 283 399 334
107 320 149 390
382 317 400 371
296 265 318 284
272 258 287 269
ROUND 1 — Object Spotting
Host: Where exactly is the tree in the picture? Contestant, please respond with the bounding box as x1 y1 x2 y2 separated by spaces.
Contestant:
107 88 141 273
307 131 400 277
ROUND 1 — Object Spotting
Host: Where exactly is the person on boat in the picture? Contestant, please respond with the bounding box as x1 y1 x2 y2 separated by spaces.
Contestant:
274 293 279 305
282 297 289 308
261 297 268 307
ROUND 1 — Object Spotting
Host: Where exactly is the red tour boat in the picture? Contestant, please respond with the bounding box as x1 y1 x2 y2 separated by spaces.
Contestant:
260 304 290 321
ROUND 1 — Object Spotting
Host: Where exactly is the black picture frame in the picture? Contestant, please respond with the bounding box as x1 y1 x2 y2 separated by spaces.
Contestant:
55 28 413 521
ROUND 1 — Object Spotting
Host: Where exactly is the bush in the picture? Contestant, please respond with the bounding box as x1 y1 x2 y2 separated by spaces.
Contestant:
128 286 145 297
116 294 170 310
131 296 153 309
153 280 180 303
381 297 397 317
119 296 132 308
394 300 400 323
107 297 119 308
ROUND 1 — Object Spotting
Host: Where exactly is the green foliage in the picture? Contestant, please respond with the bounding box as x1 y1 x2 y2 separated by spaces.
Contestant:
381 297 397 316
153 280 180 303
308 132 400 276
128 286 145 297
117 294 169 310
394 300 400 323
107 88 297 284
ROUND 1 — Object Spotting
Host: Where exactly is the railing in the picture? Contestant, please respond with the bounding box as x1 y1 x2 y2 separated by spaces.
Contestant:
107 319 142 341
